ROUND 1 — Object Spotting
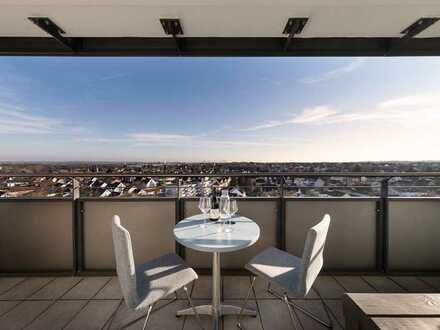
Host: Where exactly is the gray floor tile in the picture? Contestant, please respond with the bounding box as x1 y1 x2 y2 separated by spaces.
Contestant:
29 277 82 300
61 277 111 300
64 300 120 329
258 298 302 330
0 301 21 317
223 276 258 299
223 275 319 300
389 276 434 293
94 277 123 300
418 277 440 291
181 299 219 330
109 299 186 330
334 276 376 293
294 299 342 330
313 276 346 299
324 299 345 329
26 300 87 330
363 276 405 293
0 278 25 295
191 276 212 299
0 300 52 329
223 299 262 330
0 278 53 300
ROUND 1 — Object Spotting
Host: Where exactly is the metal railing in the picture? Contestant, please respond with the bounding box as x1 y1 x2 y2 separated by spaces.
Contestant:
1 172 440 276
1 172 440 199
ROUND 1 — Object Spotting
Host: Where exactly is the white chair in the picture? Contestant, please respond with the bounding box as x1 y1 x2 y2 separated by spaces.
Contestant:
237 214 332 329
111 215 204 330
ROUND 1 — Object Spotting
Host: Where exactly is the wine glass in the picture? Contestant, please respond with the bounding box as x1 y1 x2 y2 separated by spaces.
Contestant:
225 199 238 233
230 199 238 218
219 197 230 232
198 196 211 228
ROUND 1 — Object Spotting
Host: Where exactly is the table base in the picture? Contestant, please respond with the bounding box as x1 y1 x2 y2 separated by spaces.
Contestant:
176 304 256 317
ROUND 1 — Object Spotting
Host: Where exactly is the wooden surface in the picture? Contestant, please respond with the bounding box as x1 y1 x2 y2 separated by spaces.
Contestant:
344 293 440 330
372 317 440 330
346 293 440 316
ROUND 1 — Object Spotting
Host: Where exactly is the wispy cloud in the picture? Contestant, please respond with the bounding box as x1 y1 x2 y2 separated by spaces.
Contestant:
129 133 286 148
291 106 339 124
129 133 194 144
379 93 439 109
0 103 87 136
0 106 63 134
240 106 338 131
239 92 440 131
300 58 365 84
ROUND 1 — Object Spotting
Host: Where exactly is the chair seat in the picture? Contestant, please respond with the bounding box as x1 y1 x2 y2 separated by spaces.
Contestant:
245 247 304 296
135 253 198 310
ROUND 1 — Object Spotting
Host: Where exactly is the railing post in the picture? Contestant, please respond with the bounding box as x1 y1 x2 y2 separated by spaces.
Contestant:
175 179 185 259
278 176 286 251
378 178 390 273
72 178 82 275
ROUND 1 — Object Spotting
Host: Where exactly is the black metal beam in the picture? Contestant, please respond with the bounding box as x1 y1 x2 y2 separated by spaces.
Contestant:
160 18 183 52
401 17 440 38
283 17 309 51
1 37 440 56
27 17 78 51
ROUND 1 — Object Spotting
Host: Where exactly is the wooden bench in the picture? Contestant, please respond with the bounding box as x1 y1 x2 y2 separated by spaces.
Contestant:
343 293 440 330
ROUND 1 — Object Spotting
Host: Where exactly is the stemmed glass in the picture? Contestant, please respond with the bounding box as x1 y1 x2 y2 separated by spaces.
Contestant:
230 200 238 218
198 196 211 228
226 199 238 233
219 197 230 233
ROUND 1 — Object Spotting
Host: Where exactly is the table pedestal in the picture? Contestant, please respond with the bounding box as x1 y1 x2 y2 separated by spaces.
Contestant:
176 252 256 330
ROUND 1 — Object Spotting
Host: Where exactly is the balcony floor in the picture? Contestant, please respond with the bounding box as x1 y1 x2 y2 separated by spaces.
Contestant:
1 275 440 329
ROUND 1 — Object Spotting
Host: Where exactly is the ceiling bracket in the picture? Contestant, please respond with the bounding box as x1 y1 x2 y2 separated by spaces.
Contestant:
28 17 77 51
282 17 308 51
160 18 184 51
401 17 440 38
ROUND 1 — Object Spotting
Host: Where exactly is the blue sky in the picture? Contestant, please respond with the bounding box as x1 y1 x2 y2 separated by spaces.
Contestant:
0 56 440 162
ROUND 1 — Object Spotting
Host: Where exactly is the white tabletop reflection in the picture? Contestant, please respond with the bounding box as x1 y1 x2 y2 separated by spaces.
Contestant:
173 214 260 253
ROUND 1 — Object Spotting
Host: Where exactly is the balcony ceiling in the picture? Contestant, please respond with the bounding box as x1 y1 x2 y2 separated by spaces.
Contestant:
0 0 440 55
0 0 440 38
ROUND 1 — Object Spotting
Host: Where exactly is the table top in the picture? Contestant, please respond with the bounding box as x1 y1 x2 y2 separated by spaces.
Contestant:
344 293 440 316
173 214 260 253
372 317 440 330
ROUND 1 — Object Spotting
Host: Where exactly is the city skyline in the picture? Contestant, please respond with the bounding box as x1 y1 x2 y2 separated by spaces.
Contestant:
1 56 440 162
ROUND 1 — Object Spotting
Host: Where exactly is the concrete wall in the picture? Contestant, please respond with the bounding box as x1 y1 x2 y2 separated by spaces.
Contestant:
82 200 176 270
0 200 73 272
285 199 378 271
388 199 440 271
183 199 278 269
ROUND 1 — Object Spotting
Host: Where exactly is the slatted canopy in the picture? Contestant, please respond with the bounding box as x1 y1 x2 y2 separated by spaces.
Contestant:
1 0 440 56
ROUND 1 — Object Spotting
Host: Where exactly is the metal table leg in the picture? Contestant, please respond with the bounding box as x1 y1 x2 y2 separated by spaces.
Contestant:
176 252 256 329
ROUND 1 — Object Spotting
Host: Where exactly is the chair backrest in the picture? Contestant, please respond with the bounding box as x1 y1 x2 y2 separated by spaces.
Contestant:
111 215 139 308
299 214 331 296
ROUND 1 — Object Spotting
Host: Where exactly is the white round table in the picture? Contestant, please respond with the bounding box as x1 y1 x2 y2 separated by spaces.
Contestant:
174 214 260 330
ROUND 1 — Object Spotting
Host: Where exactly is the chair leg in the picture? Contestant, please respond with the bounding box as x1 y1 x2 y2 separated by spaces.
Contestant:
236 275 257 329
283 294 301 330
183 285 205 330
141 305 153 330
286 299 333 329
267 283 331 329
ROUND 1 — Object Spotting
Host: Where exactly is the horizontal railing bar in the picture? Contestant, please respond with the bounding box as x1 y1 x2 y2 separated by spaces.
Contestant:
2 171 440 178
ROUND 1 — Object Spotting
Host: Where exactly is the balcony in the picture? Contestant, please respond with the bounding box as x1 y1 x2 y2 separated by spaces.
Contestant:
1 173 440 328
